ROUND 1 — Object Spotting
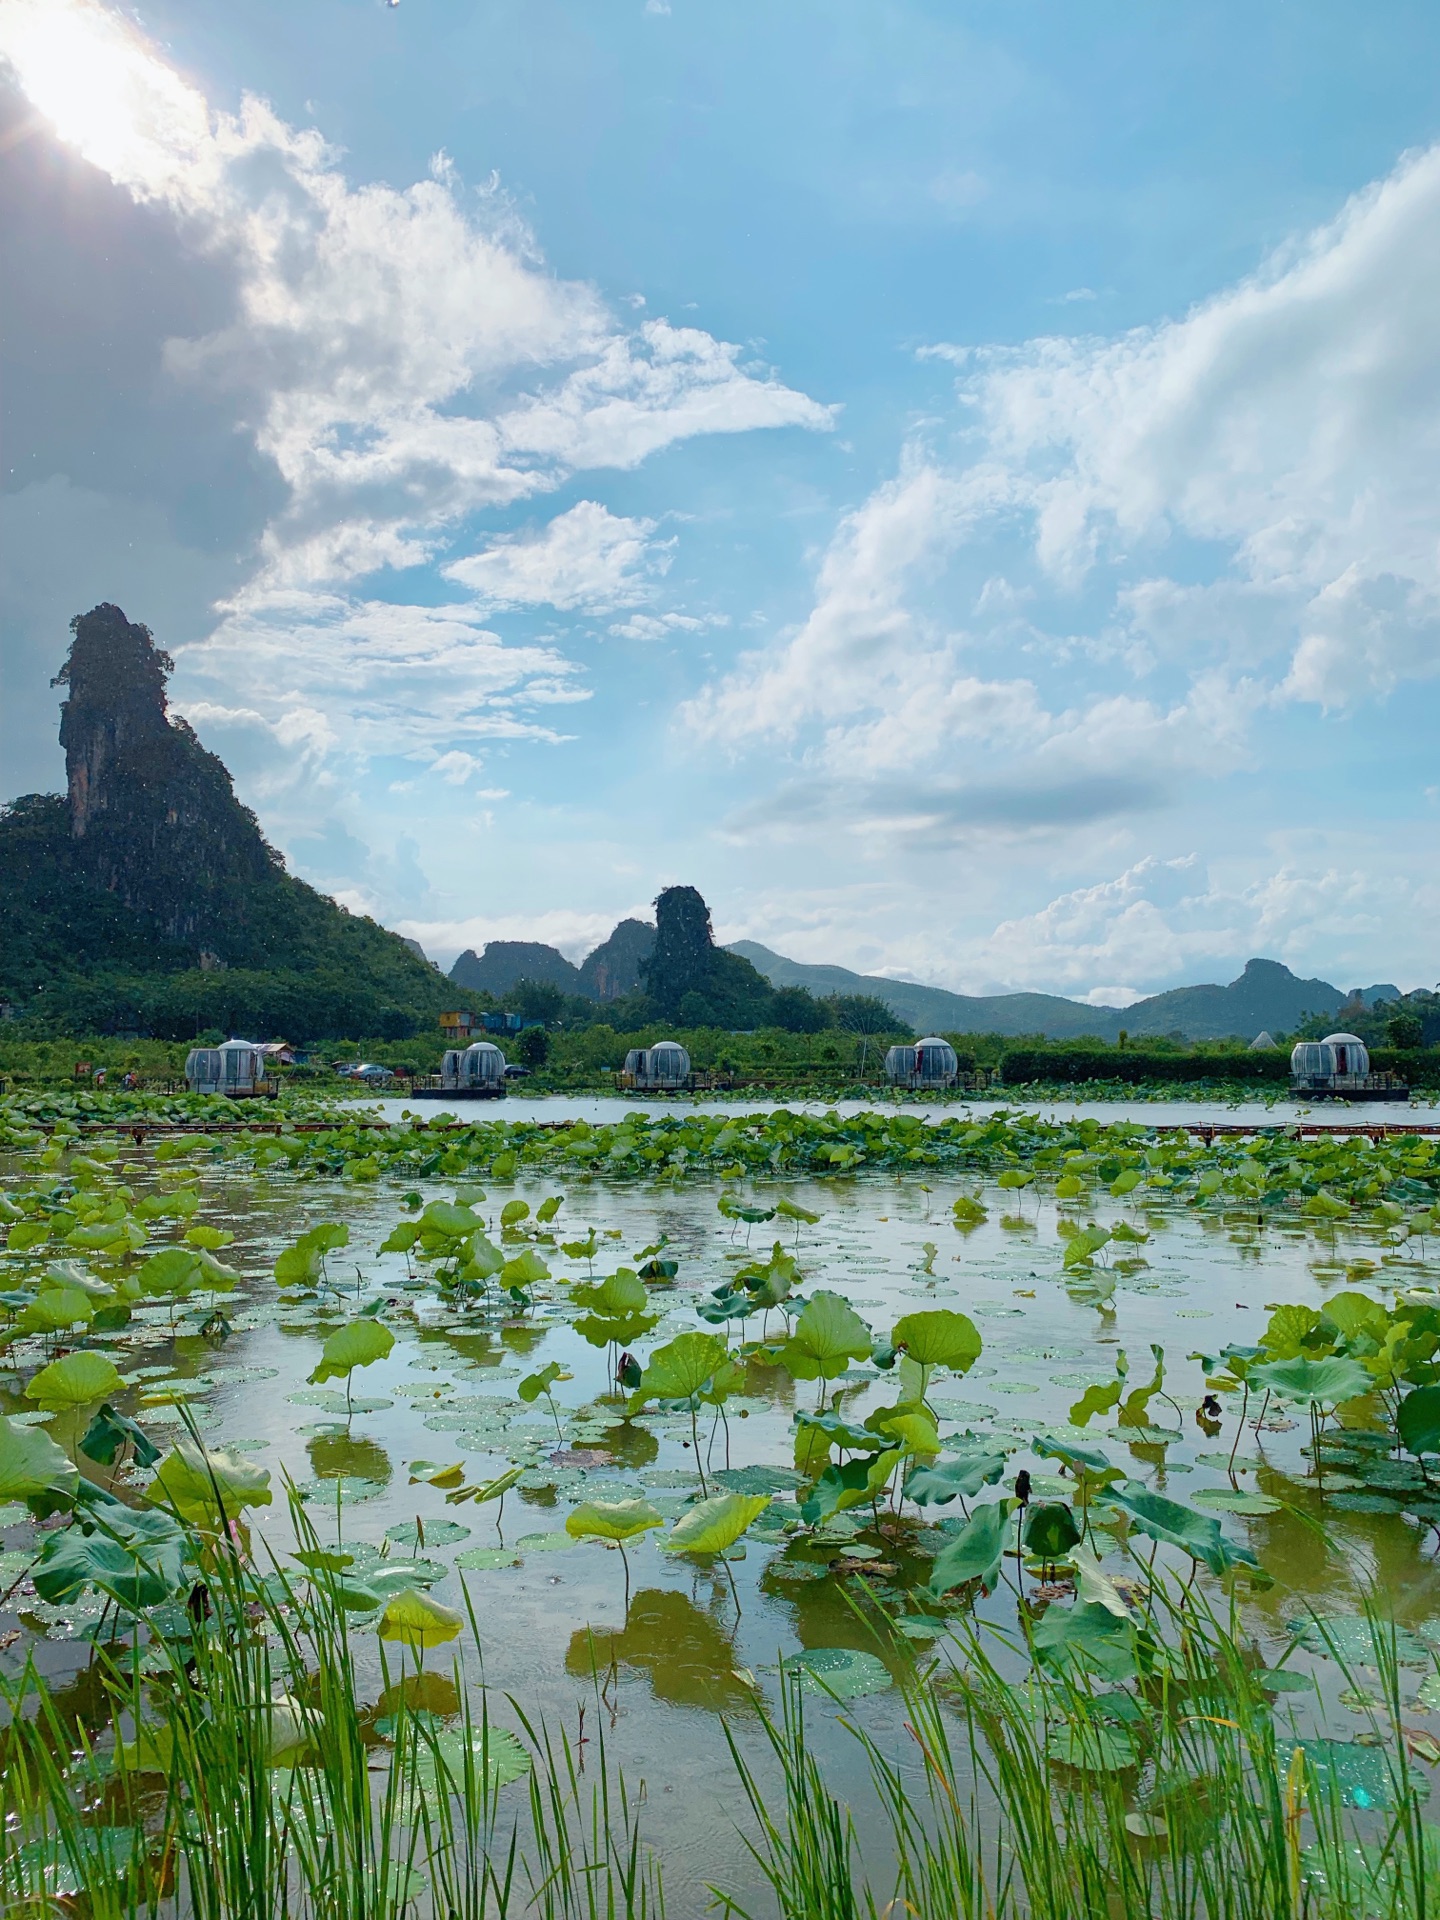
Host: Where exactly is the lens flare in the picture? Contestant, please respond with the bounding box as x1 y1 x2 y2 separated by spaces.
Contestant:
0 0 213 203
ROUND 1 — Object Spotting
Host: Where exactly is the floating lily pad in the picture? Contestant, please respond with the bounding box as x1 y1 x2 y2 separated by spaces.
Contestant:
1327 1492 1407 1514
0 1502 29 1528
455 1547 523 1570
713 1465 806 1496
513 1531 574 1552
296 1477 388 1505
1278 1738 1427 1809
780 1648 893 1698
385 1520 471 1549
1287 1615 1431 1667
1191 1489 1283 1515
1048 1721 1139 1773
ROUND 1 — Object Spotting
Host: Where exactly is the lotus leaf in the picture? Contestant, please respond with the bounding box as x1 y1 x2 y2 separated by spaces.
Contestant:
906 1446 1008 1505
310 1319 395 1385
1070 1543 1132 1619
635 1331 729 1403
1048 1720 1139 1772
1033 1599 1139 1681
379 1588 465 1652
891 1308 982 1374
18 1287 94 1334
800 1450 901 1525
566 1499 664 1543
929 1501 1011 1596
1023 1501 1082 1562
145 1442 273 1527
663 1492 769 1554
33 1505 189 1610
1101 1481 1259 1578
421 1201 483 1239
0 1414 78 1502
518 1362 568 1403
80 1404 160 1469
777 1292 873 1383
780 1647 892 1699
25 1352 123 1411
1249 1355 1371 1408
1398 1386 1440 1458
411 1726 531 1799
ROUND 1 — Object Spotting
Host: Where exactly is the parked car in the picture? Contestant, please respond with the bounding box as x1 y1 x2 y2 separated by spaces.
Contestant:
336 1062 394 1084
503 1064 531 1079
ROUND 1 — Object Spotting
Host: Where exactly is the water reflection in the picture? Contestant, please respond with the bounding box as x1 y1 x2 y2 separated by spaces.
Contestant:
307 1431 392 1485
565 1588 753 1712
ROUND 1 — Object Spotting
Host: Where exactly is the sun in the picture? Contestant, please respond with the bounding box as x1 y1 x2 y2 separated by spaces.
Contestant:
0 0 211 200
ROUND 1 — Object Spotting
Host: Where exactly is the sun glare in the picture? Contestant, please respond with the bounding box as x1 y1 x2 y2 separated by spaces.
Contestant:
0 0 211 200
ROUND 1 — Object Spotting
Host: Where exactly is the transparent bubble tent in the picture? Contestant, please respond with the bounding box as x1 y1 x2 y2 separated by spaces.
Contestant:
1287 1030 1409 1101
885 1037 959 1089
622 1041 691 1090
442 1041 507 1092
185 1038 268 1096
1290 1033 1370 1083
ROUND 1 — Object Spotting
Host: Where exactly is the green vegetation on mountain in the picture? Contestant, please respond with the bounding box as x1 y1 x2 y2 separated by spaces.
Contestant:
0 605 468 1040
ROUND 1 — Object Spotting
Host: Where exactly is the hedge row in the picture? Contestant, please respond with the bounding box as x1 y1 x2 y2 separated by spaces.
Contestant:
998 1047 1440 1088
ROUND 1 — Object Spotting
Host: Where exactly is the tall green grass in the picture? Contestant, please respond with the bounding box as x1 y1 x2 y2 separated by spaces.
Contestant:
2 1499 1434 1920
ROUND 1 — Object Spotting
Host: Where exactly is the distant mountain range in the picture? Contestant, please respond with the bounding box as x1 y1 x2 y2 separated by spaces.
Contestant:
727 943 1401 1042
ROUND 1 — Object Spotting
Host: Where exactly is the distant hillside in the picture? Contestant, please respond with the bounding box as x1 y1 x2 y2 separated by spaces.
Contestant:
0 603 462 1039
728 941 1396 1042
450 940 582 996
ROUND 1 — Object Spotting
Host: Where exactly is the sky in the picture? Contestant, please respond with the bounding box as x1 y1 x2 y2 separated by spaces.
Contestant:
2 0 1440 1005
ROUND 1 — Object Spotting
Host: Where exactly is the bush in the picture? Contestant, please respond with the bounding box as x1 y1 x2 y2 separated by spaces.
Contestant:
515 1026 550 1068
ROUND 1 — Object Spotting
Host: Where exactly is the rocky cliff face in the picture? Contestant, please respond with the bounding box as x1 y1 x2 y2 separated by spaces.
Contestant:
54 604 276 947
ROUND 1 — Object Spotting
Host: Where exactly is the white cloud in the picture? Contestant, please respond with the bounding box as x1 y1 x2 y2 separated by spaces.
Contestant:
178 590 585 757
401 906 636 970
0 0 830 768
949 144 1440 701
444 501 664 611
609 612 710 641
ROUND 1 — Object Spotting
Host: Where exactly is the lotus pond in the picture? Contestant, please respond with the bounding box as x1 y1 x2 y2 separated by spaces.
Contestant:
6 1094 1440 1917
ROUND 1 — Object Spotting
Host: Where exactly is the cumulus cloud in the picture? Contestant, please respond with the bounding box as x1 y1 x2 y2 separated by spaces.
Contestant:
689 139 1440 873
444 501 664 611
0 0 830 772
180 591 586 759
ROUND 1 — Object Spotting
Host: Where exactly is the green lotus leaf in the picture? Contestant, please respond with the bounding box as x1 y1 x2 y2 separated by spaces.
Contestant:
929 1500 1011 1596
1048 1720 1139 1773
570 1269 649 1318
379 1222 421 1254
309 1319 395 1385
411 1726 531 1800
780 1647 892 1699
1398 1386 1440 1458
80 1404 160 1469
663 1492 769 1555
891 1309 982 1374
1023 1501 1082 1562
17 1287 94 1334
565 1499 664 1543
1101 1481 1259 1578
33 1505 189 1610
635 1331 729 1404
1249 1355 1371 1408
518 1362 567 1404
776 1291 873 1383
1033 1600 1139 1681
906 1446 1008 1506
800 1450 901 1526
420 1201 483 1239
0 1412 78 1502
25 1351 123 1411
145 1442 273 1527
378 1588 464 1651
135 1247 204 1298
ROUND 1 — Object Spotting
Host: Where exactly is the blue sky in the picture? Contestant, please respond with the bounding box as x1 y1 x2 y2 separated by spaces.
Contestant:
3 0 1440 1002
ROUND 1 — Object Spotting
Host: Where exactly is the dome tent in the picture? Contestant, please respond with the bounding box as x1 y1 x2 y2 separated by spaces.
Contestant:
885 1036 959 1090
622 1041 691 1091
442 1040 507 1093
1291 1032 1370 1083
1249 1031 1278 1051
185 1037 268 1097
